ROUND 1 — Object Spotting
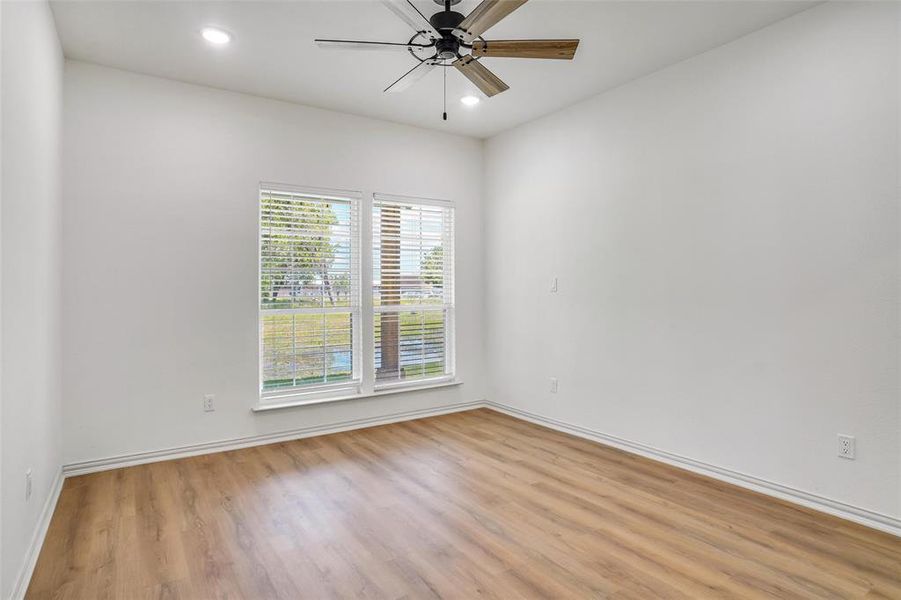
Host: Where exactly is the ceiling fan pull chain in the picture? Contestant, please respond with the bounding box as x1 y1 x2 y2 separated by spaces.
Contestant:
443 63 448 121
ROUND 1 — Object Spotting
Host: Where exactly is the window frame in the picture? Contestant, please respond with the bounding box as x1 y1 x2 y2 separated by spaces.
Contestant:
371 193 456 392
258 183 363 404
256 185 456 408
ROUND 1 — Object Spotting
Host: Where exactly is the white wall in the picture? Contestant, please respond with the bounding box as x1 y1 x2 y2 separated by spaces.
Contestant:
62 61 485 465
0 1 64 597
897 2 901 515
484 2 900 518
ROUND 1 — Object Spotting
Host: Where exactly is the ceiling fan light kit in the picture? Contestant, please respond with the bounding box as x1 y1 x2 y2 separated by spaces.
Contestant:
314 0 580 120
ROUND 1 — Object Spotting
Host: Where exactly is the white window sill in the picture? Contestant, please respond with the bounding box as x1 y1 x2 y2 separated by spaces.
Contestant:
252 378 462 413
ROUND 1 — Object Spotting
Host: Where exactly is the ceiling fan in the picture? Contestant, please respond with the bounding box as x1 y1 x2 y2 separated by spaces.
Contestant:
315 0 579 119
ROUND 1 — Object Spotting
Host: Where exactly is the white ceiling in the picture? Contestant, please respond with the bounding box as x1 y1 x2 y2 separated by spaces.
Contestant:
50 0 816 138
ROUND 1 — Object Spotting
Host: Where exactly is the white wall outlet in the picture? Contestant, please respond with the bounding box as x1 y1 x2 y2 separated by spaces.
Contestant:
549 377 558 393
25 469 33 501
838 434 855 459
550 277 558 293
203 393 215 412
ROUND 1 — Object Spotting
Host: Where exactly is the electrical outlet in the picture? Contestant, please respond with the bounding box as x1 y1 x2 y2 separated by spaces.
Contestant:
838 434 855 460
549 377 558 393
550 277 558 293
25 469 32 501
203 394 215 412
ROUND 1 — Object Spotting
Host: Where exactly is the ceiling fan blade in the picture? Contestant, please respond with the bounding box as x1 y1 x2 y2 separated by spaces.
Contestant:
380 0 441 41
384 60 437 93
471 39 579 60
452 55 509 97
455 0 528 43
315 39 432 52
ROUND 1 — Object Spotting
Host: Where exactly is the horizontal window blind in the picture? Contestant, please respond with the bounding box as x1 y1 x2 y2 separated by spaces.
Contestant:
372 195 454 387
260 186 360 397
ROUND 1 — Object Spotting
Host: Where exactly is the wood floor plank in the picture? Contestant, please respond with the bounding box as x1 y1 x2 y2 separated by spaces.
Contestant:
419 415 870 597
27 409 901 599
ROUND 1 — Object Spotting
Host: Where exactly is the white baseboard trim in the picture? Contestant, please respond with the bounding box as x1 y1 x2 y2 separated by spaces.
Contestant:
485 401 901 538
63 400 486 477
10 467 65 600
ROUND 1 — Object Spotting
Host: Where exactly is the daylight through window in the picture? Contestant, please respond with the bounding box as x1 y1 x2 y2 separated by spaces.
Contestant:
259 187 454 402
259 186 360 397
372 195 455 388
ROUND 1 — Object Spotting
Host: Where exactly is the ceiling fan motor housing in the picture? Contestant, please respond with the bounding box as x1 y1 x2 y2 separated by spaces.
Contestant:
430 10 465 59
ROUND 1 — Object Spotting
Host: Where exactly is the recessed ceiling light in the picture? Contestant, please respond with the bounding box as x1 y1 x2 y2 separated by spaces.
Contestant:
201 27 232 45
460 95 480 107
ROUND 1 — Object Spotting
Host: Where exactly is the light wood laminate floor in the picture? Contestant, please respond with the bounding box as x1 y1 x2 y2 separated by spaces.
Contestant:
27 409 901 599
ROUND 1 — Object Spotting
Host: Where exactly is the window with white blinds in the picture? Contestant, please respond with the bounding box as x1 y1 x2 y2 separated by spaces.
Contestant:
372 194 454 388
259 185 360 398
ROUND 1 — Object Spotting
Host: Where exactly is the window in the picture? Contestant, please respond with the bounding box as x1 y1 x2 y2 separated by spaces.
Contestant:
259 185 360 399
258 186 454 405
373 194 454 388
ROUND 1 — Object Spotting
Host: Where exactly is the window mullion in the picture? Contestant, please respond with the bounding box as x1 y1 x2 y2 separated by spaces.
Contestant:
360 190 375 395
